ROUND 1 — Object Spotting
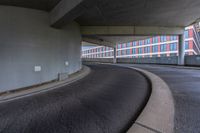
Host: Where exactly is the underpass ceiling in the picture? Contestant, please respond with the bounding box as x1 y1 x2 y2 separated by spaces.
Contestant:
76 0 200 27
1 0 200 27
0 0 61 11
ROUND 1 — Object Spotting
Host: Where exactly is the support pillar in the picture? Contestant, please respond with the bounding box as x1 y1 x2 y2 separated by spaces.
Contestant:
113 46 117 64
178 34 185 65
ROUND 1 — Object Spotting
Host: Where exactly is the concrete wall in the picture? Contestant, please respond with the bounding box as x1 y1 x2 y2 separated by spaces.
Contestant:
83 56 178 65
82 58 114 63
83 56 200 67
0 6 82 92
117 57 178 65
185 55 200 66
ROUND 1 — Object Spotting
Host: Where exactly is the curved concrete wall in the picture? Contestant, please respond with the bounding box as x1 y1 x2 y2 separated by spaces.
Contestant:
0 6 82 92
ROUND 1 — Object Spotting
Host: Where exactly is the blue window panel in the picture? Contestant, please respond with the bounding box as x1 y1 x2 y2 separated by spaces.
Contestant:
126 49 130 55
122 43 126 48
139 40 143 46
127 42 131 47
122 50 126 55
170 43 177 51
152 45 158 52
170 36 177 41
147 46 150 53
133 42 135 46
153 37 158 43
144 46 150 53
144 47 147 53
133 41 137 46
117 44 121 49
160 44 167 52
160 36 167 42
138 48 143 54
145 38 151 44
185 41 189 50
117 51 121 56
184 30 189 38
132 48 136 54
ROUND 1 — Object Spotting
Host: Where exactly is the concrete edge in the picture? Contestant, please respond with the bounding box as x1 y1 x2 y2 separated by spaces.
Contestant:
0 65 91 103
126 67 175 133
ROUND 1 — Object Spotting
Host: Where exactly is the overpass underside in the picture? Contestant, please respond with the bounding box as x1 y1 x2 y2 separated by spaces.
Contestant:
0 0 200 111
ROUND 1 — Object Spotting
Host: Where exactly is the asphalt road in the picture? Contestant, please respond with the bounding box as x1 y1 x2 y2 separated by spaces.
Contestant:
0 64 150 133
118 64 200 133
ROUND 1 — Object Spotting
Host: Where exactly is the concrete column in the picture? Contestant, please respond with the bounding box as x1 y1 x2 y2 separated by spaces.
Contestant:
113 46 117 64
178 34 185 65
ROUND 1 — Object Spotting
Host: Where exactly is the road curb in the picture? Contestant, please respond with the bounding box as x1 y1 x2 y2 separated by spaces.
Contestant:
0 65 91 103
127 67 175 133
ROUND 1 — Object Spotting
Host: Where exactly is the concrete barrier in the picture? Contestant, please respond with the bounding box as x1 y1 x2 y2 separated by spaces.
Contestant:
83 55 200 66
185 55 200 66
117 57 178 65
82 58 113 63
82 56 178 65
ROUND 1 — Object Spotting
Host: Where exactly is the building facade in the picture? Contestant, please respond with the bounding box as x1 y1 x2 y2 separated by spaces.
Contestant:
82 26 200 58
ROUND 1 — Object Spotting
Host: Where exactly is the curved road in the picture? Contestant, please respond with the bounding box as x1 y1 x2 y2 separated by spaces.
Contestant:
117 64 200 133
0 64 150 133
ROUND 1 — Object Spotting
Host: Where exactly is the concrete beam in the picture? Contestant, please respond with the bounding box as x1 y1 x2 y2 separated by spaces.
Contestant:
50 0 95 28
82 37 114 48
50 0 82 28
81 26 185 36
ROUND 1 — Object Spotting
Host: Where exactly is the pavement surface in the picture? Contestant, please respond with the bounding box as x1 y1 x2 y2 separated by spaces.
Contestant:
0 64 150 133
118 64 200 133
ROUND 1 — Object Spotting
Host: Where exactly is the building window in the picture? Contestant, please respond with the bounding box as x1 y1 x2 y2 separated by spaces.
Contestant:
153 37 158 43
160 44 167 52
185 41 189 50
127 42 132 47
117 51 121 56
122 43 126 48
160 36 167 42
133 41 137 46
132 48 136 54
170 43 177 51
170 36 177 41
139 40 143 46
122 50 125 55
144 46 150 53
117 44 121 49
145 38 151 44
152 45 158 53
126 49 130 55
138 48 142 54
184 30 189 38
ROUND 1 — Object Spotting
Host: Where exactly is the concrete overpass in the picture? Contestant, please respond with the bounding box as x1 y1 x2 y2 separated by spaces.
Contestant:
0 0 200 91
0 0 200 132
